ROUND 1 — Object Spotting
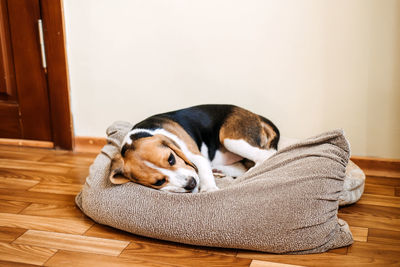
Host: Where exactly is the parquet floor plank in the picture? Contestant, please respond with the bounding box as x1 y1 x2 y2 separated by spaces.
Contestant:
338 204 400 231
0 200 30 214
0 241 57 266
64 167 90 182
0 177 39 190
0 150 50 161
14 230 129 256
38 153 96 166
0 260 40 267
120 241 251 267
365 176 400 187
84 223 143 242
349 226 368 242
338 213 400 232
0 145 59 154
0 213 93 234
339 203 400 218
0 149 95 169
0 227 26 242
20 203 86 219
356 193 400 208
347 241 400 261
250 260 304 267
44 250 175 267
28 182 82 195
237 252 400 266
0 159 71 174
326 246 348 255
0 169 86 184
367 228 400 246
0 188 77 206
364 183 395 196
363 169 400 179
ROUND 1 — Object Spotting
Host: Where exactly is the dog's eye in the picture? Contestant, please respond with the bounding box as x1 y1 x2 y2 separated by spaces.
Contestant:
167 153 176 166
153 178 166 186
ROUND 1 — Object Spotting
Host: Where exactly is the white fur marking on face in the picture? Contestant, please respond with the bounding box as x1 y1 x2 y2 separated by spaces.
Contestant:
124 128 190 157
122 128 154 147
144 161 199 193
223 139 276 164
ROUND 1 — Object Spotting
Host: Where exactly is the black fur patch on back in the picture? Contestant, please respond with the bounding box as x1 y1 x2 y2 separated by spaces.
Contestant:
130 132 153 142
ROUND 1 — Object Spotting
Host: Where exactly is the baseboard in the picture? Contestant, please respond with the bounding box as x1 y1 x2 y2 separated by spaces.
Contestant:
350 156 400 177
74 136 106 153
0 138 54 148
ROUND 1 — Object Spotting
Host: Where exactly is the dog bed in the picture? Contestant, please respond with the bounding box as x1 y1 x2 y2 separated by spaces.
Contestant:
277 137 365 206
76 121 359 254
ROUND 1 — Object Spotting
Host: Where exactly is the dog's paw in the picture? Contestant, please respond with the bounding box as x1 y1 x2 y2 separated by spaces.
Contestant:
199 185 219 193
212 171 226 178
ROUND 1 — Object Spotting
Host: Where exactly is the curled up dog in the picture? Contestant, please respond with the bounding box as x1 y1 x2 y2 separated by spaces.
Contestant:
109 104 280 193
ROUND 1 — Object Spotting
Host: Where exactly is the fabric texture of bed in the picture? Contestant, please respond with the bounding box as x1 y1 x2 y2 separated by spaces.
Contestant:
76 121 356 254
278 137 365 206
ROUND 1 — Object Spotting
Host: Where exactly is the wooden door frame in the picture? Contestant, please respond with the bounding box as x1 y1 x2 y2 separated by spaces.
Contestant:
40 0 73 150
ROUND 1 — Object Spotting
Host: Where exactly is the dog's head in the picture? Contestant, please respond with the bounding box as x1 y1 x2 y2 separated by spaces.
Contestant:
109 132 199 193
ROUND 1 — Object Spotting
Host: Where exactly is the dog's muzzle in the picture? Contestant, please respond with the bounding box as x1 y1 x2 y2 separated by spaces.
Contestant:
184 177 197 191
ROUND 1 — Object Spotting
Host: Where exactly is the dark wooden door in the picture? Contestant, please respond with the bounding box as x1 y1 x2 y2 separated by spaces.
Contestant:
0 0 52 141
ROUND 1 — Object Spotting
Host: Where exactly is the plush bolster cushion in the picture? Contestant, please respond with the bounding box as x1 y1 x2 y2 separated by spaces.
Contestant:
75 121 354 254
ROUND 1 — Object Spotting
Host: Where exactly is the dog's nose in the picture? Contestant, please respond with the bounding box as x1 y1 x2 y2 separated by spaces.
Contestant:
184 177 197 191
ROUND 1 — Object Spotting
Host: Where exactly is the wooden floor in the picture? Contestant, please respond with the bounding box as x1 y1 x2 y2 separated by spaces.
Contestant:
0 145 399 267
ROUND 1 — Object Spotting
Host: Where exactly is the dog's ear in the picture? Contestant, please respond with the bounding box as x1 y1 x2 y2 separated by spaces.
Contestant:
109 154 130 184
161 137 198 172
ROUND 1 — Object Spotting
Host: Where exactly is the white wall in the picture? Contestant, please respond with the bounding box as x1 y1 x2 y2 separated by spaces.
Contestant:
63 0 400 158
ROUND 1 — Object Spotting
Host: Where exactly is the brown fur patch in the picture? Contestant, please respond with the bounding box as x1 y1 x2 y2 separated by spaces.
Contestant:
261 121 277 149
220 107 265 148
220 106 278 149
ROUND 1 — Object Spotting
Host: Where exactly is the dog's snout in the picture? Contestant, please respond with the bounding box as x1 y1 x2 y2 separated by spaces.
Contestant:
184 177 197 191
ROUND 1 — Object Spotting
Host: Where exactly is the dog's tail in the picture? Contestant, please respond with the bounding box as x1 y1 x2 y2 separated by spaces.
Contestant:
259 116 280 150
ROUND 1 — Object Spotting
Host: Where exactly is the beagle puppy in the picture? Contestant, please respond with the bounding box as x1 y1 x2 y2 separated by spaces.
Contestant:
109 104 280 193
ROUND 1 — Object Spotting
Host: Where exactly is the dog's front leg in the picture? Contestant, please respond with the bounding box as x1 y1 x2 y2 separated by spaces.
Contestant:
191 155 219 193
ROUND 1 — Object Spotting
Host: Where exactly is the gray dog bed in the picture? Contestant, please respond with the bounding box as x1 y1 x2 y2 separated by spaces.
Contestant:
76 121 363 254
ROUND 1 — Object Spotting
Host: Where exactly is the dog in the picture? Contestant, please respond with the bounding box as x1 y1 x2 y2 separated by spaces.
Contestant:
109 104 280 193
